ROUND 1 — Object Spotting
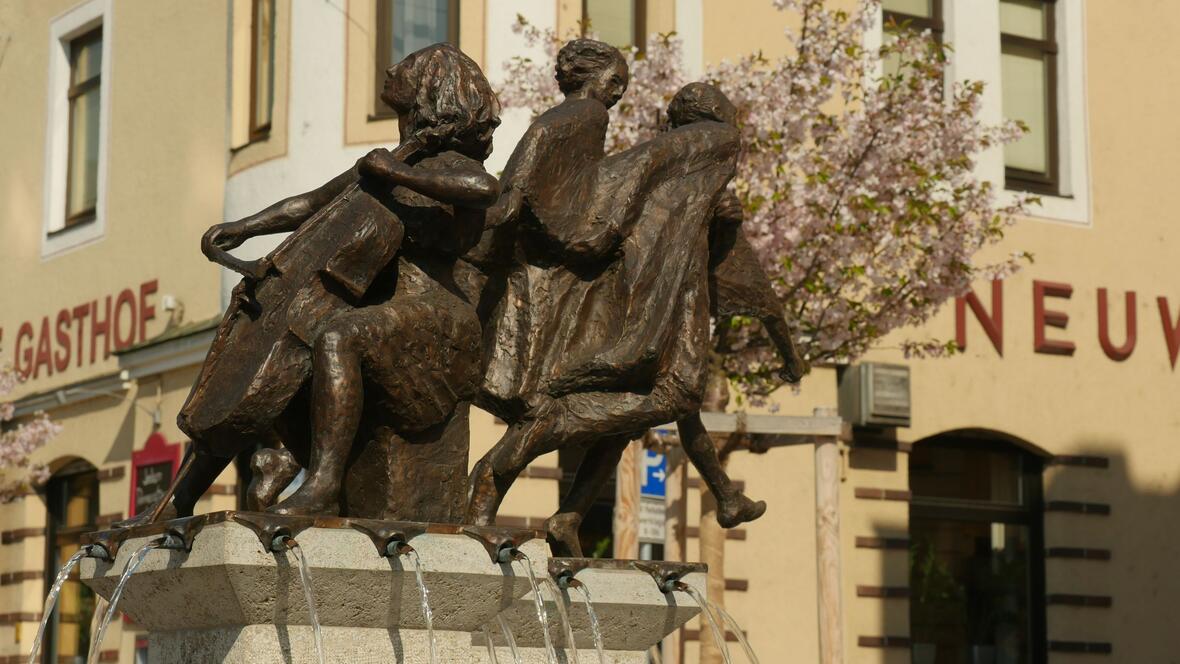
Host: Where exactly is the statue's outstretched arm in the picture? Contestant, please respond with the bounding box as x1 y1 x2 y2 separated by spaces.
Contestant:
201 167 358 269
359 148 499 209
709 194 809 382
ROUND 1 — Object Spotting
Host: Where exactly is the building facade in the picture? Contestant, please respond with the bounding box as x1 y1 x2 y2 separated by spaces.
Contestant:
0 0 1176 662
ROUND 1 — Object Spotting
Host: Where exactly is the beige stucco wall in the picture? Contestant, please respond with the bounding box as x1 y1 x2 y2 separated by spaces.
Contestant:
0 0 228 401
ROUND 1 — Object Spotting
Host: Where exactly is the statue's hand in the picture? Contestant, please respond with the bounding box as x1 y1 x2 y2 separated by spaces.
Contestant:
358 148 411 182
201 222 248 256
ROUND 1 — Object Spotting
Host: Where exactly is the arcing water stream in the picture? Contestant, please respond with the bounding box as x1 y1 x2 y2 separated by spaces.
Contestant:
87 539 163 664
27 547 91 664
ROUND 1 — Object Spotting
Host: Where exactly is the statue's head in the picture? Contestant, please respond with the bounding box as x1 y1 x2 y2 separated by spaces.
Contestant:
666 82 737 128
555 39 629 109
381 43 502 161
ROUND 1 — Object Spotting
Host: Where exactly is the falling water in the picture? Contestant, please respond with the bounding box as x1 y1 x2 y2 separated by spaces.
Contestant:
543 579 579 664
27 547 90 664
87 539 162 664
513 552 559 664
496 613 523 664
404 548 438 664
571 583 608 664
679 584 733 664
711 602 760 664
482 626 500 664
288 542 326 664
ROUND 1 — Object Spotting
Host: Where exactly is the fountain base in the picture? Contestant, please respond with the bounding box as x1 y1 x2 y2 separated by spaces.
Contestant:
79 512 708 663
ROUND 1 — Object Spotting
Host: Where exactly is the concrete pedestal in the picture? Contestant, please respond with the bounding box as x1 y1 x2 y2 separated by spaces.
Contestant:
80 513 706 663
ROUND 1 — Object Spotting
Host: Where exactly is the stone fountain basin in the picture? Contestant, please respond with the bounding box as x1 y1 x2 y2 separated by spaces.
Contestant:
489 558 707 652
79 512 548 634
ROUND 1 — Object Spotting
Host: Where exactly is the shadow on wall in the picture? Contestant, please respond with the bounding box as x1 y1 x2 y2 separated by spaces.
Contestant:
864 435 1180 664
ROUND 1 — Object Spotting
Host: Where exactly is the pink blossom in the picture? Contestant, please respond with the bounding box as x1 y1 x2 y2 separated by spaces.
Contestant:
499 1 1030 399
0 363 59 501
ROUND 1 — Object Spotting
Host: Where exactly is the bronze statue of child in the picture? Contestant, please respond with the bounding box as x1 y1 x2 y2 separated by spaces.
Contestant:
124 44 501 525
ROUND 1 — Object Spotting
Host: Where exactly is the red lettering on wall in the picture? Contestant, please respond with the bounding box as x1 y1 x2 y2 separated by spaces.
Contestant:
54 309 72 373
138 280 158 342
91 296 112 364
1096 289 1136 361
114 289 138 351
14 322 34 379
1033 280 1076 356
955 279 1003 356
33 317 53 379
1158 297 1180 369
71 304 90 368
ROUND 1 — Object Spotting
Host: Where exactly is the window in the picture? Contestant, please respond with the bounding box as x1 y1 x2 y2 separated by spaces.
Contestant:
1000 0 1058 195
249 0 276 140
42 460 99 664
374 0 459 115
881 0 943 78
63 28 103 230
882 0 944 37
909 434 1046 664
584 0 646 52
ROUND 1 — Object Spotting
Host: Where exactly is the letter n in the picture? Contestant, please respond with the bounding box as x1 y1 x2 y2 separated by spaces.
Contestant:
955 279 1003 356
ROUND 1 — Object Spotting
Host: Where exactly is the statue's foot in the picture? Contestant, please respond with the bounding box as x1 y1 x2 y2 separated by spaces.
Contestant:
112 501 177 529
247 448 301 511
267 482 340 517
716 493 767 529
544 513 583 558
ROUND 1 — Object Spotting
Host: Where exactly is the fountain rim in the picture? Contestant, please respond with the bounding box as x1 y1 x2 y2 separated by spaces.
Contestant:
82 510 547 558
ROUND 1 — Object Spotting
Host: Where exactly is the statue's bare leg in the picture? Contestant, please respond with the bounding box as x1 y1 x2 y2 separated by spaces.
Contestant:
269 324 363 516
466 381 697 525
544 435 631 557
676 413 765 527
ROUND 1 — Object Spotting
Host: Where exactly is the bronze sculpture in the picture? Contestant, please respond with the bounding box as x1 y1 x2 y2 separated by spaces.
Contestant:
123 43 500 526
125 41 808 558
463 44 807 554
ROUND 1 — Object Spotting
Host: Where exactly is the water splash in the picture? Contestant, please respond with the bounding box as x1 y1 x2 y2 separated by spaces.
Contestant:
711 603 759 664
513 552 558 664
404 548 438 664
288 542 325 664
679 583 733 664
543 579 579 664
496 613 522 664
27 547 90 664
571 582 607 664
87 539 162 664
481 626 500 663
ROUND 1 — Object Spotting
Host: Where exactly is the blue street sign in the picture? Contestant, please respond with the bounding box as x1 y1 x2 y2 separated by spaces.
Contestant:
640 449 667 498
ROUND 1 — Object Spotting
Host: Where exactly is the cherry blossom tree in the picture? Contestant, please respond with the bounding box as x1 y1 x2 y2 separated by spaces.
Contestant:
0 364 58 501
498 0 1032 398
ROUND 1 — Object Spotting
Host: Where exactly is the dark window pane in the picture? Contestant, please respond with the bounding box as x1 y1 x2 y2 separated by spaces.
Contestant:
44 464 99 664
251 0 275 135
585 0 638 48
1000 0 1047 40
1002 46 1050 175
910 518 1034 664
389 0 451 64
910 443 1025 505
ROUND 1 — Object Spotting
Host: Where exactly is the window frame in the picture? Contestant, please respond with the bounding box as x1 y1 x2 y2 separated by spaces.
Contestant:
882 0 944 40
61 26 103 232
1001 0 1060 196
582 0 647 53
248 0 276 142
909 435 1048 664
372 0 461 119
42 0 111 258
